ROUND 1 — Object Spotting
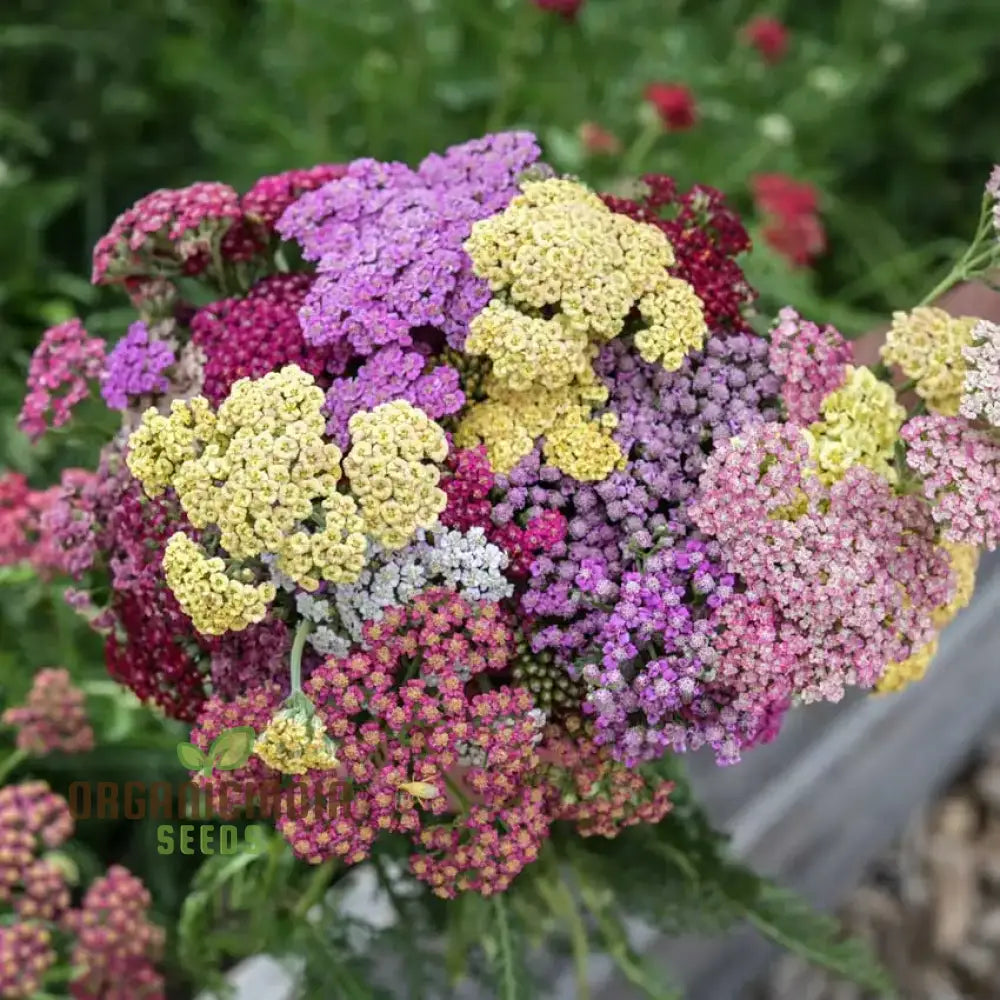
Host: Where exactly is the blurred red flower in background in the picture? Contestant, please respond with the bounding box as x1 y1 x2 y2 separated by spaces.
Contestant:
578 122 622 156
643 83 697 131
742 16 789 64
531 0 584 20
750 173 826 267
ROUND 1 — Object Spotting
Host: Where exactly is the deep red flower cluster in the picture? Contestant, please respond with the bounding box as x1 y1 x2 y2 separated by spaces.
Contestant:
530 0 584 20
751 173 826 267
643 83 697 131
191 273 350 405
603 175 755 331
743 16 789 63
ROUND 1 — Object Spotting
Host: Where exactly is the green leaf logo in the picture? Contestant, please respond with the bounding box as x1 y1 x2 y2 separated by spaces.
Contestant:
207 726 256 772
177 742 207 771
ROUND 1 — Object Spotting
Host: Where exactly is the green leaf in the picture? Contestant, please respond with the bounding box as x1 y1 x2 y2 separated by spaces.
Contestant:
488 896 528 1000
208 726 256 771
740 883 897 998
176 742 207 770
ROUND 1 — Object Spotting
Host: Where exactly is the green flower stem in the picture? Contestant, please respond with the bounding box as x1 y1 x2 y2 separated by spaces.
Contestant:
443 773 470 811
0 748 27 785
537 869 591 1000
919 197 998 306
621 117 662 179
289 618 314 695
292 858 338 919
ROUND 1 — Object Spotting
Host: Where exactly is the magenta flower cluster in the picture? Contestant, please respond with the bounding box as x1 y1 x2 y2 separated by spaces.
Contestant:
18 319 105 442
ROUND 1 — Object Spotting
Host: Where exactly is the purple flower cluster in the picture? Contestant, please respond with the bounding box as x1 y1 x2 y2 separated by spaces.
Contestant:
597 333 782 505
580 541 738 765
276 133 542 353
495 332 780 665
100 322 175 411
325 345 465 447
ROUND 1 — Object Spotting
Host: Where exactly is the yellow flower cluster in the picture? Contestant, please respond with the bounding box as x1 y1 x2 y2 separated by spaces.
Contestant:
128 366 368 599
876 639 939 694
932 542 979 629
162 533 276 635
459 177 706 477
635 276 710 369
126 396 216 497
254 712 339 775
466 304 591 392
454 371 624 480
343 399 449 550
876 542 980 694
882 307 978 415
806 366 905 484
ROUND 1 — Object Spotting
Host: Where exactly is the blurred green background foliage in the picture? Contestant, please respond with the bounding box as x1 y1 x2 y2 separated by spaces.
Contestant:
1 0 998 990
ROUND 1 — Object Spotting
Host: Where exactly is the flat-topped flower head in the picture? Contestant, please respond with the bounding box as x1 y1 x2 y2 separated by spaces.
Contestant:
961 318 1000 426
92 181 242 286
2 667 94 755
127 366 368 607
901 414 1000 549
768 307 852 425
18 319 105 442
100 321 175 412
277 132 541 354
806 365 905 484
883 307 978 415
343 399 449 550
162 533 276 635
459 176 706 478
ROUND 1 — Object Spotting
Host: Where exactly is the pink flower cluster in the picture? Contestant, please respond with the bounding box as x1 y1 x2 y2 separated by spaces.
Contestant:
2 667 94 755
17 319 105 442
65 867 165 1000
192 591 547 897
0 473 58 569
901 414 1000 549
0 783 163 999
692 423 952 701
768 307 852 423
91 181 243 285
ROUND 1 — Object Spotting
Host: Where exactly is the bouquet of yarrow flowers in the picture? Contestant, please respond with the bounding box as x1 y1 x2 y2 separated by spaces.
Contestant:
9 135 1000 998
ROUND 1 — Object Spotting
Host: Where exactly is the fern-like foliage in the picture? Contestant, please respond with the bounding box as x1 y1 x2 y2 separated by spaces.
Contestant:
175 762 895 999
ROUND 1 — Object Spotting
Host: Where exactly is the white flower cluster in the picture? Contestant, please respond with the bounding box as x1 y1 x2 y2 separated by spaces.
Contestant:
961 319 1000 427
296 527 514 656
